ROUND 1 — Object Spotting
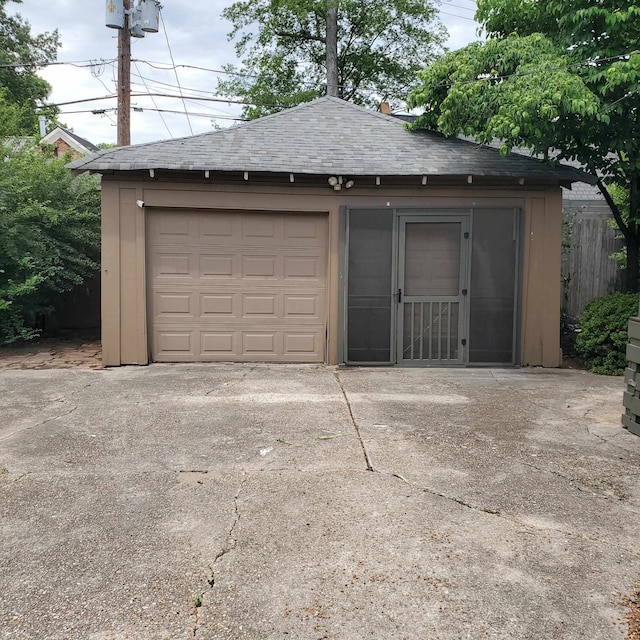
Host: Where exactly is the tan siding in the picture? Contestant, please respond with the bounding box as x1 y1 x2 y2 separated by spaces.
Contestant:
101 182 121 366
135 188 148 364
102 178 564 367
542 190 562 367
119 189 144 364
521 194 562 367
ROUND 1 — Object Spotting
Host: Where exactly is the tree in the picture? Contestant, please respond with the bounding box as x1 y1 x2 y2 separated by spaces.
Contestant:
217 0 446 119
407 0 640 291
0 0 60 134
0 143 101 344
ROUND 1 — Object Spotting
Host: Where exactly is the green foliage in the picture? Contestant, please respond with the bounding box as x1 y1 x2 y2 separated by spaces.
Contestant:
408 0 640 290
575 293 639 375
606 182 630 269
218 0 446 118
0 143 101 344
0 0 60 135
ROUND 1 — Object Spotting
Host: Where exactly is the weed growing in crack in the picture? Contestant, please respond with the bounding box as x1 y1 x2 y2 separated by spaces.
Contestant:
193 593 204 608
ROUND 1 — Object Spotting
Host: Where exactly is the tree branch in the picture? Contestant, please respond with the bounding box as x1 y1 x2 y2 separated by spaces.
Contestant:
274 29 325 44
598 178 629 236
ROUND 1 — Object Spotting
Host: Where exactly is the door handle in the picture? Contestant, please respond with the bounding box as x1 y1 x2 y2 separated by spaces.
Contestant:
398 288 402 303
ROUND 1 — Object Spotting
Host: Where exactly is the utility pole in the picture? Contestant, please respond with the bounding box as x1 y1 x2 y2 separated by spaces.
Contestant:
326 2 339 98
106 0 161 146
117 0 131 146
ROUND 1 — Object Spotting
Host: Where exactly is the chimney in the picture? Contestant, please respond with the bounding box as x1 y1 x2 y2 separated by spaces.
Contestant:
379 101 391 115
38 115 47 137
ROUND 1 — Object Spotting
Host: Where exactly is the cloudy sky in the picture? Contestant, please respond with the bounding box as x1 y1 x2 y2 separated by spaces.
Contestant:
13 0 481 146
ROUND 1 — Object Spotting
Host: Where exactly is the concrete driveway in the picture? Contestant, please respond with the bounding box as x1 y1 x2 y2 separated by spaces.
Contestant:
1 364 639 639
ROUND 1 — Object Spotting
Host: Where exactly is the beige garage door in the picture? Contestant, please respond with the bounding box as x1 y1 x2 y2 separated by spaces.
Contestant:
147 209 328 362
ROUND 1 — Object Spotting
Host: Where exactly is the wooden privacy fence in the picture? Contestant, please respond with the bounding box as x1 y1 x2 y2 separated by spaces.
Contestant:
561 208 624 321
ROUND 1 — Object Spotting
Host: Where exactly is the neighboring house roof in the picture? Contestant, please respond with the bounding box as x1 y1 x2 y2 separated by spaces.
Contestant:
42 126 99 154
68 97 596 185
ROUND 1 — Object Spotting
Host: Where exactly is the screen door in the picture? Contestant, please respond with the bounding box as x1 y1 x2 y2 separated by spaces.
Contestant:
397 217 468 364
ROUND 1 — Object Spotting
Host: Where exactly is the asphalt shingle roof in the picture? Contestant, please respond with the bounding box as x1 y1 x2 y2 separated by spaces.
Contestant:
67 97 596 185
63 128 99 152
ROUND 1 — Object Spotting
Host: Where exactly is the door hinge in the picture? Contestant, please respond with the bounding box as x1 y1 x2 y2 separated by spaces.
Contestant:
464 232 469 239
461 338 467 346
462 289 468 296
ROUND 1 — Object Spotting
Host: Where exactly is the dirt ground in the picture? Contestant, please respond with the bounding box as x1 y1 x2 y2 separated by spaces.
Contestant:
0 336 102 369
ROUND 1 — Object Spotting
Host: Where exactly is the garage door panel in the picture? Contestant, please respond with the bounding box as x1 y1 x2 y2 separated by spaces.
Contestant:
199 213 234 239
155 291 195 317
148 210 327 362
284 216 326 245
242 255 278 278
152 252 193 280
242 294 277 317
201 331 235 355
152 325 325 362
284 255 323 279
284 332 320 355
241 215 278 240
284 294 321 317
152 211 193 241
201 293 236 317
200 254 235 278
156 330 194 355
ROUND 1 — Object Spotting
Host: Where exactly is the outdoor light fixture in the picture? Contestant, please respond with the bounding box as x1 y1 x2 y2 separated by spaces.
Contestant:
328 176 353 190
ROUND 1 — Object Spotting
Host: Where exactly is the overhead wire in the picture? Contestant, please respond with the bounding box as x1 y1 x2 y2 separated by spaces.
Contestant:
57 106 244 121
132 59 174 138
159 9 193 135
39 50 638 111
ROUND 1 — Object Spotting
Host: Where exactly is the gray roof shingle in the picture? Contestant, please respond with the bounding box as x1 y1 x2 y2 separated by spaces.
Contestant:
67 97 596 185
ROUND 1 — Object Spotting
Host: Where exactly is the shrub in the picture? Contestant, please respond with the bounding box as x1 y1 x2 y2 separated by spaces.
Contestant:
0 143 100 344
575 292 639 375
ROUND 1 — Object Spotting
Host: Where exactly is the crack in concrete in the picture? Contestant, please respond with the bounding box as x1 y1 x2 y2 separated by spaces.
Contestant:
191 471 248 638
519 460 640 510
414 479 640 558
585 422 635 451
333 372 373 472
0 404 78 442
212 471 248 565
329 370 640 556
0 382 94 410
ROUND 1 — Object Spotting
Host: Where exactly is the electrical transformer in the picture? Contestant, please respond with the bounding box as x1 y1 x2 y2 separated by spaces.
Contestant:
130 6 146 38
105 0 125 29
140 0 161 33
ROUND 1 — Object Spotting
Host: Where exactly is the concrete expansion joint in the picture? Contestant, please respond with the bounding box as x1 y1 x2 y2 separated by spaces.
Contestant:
0 403 78 442
333 372 374 472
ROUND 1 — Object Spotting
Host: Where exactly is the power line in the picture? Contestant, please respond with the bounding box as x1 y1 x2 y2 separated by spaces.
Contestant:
440 2 476 13
39 93 285 109
57 106 243 121
0 58 117 69
132 60 174 138
159 9 193 135
134 107 244 120
439 10 476 21
133 58 261 79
